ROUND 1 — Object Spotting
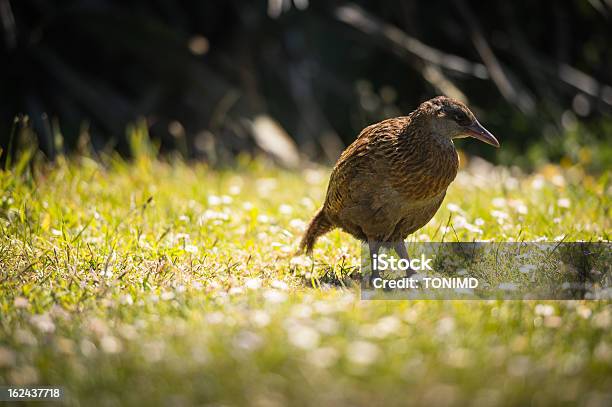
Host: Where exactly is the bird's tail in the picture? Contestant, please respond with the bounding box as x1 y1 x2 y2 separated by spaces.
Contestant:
299 208 333 254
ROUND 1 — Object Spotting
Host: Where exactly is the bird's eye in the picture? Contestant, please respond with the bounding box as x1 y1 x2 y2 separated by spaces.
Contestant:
452 112 468 124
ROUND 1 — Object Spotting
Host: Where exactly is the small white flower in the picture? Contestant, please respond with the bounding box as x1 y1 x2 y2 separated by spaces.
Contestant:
300 197 314 208
257 215 270 223
492 197 506 207
263 289 287 304
346 341 380 366
206 312 224 324
304 169 324 185
437 317 455 335
175 233 190 241
508 200 528 214
307 347 339 369
313 301 336 315
120 294 133 305
80 339 97 357
233 330 262 352
160 291 175 301
535 304 555 317
143 340 165 362
463 223 483 234
376 316 401 336
208 195 222 206
256 178 278 195
453 215 468 228
490 210 509 220
531 176 545 190
557 198 571 208
251 310 271 327
552 175 565 187
229 286 244 295
446 203 462 213
315 318 339 335
185 245 198 254
271 280 289 290
290 255 313 268
30 314 55 333
291 304 313 319
279 204 293 215
504 177 519 189
100 335 122 354
200 210 229 222
592 310 610 329
289 219 306 230
288 325 320 350
576 306 592 319
244 278 262 290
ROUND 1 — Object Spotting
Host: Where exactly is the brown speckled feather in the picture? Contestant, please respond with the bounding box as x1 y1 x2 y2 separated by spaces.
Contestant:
299 96 486 254
324 114 458 242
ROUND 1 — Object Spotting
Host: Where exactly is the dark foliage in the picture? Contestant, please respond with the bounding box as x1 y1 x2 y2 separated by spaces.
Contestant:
1 0 611 168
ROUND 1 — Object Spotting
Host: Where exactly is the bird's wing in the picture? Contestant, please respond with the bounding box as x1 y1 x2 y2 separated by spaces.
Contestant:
323 118 410 229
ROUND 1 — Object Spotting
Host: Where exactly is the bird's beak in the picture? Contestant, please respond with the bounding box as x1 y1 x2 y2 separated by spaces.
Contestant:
463 120 500 148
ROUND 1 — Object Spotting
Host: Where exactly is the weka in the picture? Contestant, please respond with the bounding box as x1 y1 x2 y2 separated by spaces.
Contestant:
299 96 499 280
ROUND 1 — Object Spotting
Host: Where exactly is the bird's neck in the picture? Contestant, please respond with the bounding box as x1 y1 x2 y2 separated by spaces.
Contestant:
395 115 459 197
403 131 457 168
404 113 457 156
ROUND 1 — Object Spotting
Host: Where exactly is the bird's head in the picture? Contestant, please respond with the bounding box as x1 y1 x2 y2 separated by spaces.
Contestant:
420 96 500 148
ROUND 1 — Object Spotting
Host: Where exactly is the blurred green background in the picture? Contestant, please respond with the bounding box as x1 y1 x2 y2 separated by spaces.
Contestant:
1 3 611 404
1 0 611 171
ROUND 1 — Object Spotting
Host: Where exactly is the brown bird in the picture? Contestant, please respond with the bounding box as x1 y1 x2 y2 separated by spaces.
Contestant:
299 96 499 281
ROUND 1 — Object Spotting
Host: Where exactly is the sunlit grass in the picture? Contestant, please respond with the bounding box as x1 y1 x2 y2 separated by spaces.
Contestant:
0 150 610 406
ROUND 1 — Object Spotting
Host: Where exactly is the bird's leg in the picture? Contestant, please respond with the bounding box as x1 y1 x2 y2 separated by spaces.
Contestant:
394 241 415 277
367 240 381 288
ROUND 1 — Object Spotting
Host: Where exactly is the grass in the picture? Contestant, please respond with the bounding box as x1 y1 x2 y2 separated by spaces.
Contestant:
0 145 611 406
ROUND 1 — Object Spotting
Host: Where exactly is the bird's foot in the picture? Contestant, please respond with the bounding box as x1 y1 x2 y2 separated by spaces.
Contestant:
368 271 380 290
